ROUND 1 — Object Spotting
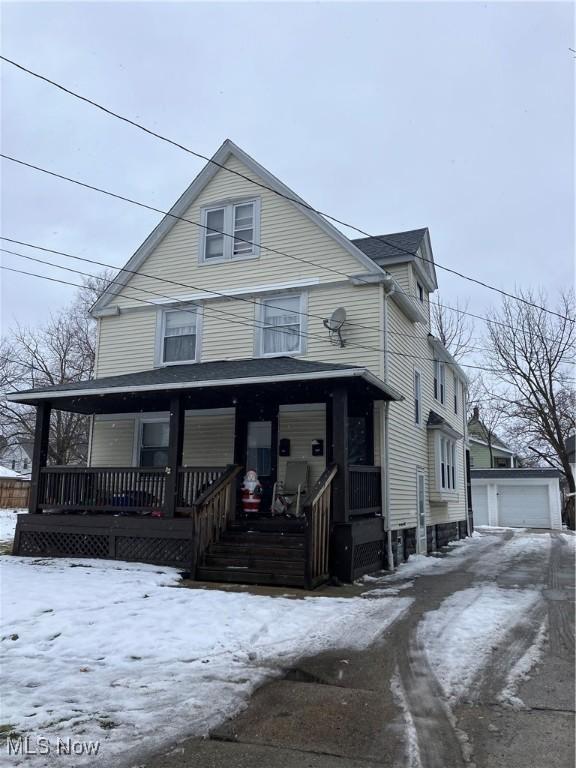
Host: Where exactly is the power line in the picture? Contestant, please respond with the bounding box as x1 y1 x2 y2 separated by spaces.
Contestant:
0 261 498 373
3 150 573 342
0 234 508 348
1 53 572 324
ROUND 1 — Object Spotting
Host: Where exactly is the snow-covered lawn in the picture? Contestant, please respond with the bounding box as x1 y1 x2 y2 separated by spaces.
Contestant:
0 508 25 548
0 555 412 766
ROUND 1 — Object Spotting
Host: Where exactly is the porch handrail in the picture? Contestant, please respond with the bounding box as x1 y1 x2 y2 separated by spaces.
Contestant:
190 464 243 575
349 464 382 516
37 466 167 512
303 463 338 589
177 466 227 509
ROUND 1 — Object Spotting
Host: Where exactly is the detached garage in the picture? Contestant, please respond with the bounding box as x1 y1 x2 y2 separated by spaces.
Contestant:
471 469 563 530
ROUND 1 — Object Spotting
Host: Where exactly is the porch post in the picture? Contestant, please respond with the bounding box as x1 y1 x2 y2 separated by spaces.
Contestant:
165 394 185 518
331 385 349 523
29 402 51 514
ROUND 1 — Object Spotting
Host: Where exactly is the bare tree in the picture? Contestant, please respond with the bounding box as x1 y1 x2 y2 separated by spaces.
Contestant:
467 378 510 467
0 271 112 466
485 289 576 528
431 296 475 360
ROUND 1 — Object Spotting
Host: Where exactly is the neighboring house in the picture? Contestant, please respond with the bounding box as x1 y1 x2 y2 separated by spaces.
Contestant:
0 440 33 478
468 407 519 468
8 140 469 587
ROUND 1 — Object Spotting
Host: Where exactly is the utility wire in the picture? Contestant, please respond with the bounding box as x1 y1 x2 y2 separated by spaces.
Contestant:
0 54 572 323
3 151 573 340
0 235 509 348
0 262 498 373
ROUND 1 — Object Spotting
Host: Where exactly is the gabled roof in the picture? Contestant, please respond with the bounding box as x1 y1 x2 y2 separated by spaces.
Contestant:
353 228 438 291
467 419 511 451
91 140 384 315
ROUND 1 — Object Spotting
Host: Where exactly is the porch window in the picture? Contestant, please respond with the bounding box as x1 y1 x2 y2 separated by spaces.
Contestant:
162 308 198 364
139 420 169 468
433 360 445 405
260 295 302 356
414 370 422 425
200 199 260 262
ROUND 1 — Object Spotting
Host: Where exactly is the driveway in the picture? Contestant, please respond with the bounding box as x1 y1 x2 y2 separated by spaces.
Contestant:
140 529 575 768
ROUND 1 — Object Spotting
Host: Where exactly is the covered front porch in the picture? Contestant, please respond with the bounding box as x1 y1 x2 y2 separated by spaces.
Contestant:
9 358 402 587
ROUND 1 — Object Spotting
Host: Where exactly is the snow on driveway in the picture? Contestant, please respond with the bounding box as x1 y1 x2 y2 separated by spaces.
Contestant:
0 556 412 766
418 584 542 702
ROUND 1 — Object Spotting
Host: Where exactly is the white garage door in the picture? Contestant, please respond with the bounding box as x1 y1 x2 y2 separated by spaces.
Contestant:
498 485 550 528
472 486 489 525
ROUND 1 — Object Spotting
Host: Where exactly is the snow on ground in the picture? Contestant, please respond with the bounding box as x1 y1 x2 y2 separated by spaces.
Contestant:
418 584 541 702
0 466 22 478
0 555 412 766
0 508 25 544
497 617 549 709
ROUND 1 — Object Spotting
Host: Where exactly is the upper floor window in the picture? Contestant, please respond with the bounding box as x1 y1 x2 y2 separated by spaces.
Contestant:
417 281 424 303
453 373 459 414
433 360 445 404
200 199 260 262
414 369 422 425
160 308 199 364
259 294 303 356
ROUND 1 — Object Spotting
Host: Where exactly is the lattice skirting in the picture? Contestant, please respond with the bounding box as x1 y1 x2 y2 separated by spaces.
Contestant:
352 539 384 577
15 521 193 569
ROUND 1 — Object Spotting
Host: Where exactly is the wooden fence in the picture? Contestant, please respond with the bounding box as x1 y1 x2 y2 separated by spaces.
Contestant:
0 477 30 509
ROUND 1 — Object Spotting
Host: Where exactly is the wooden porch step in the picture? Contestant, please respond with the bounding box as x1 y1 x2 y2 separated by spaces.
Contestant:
209 542 305 560
231 517 306 534
196 565 305 588
204 554 305 572
221 531 305 547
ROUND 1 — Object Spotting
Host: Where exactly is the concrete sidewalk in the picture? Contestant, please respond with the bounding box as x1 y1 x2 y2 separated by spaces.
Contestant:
137 531 575 768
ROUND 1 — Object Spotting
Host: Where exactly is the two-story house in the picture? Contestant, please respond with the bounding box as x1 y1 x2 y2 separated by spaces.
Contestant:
9 140 469 587
468 407 519 468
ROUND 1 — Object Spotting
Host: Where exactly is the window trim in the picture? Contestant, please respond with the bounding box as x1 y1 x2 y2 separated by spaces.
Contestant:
155 305 203 367
433 360 446 405
436 433 457 491
414 368 422 426
133 415 170 467
199 197 261 264
255 291 308 358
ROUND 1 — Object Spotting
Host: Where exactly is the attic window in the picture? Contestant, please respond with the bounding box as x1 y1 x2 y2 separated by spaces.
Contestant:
200 199 260 262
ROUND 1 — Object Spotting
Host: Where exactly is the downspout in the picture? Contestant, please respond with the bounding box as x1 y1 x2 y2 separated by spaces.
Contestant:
382 277 395 570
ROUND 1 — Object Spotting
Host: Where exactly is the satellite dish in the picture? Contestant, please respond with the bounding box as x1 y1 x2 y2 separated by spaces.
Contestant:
323 307 347 346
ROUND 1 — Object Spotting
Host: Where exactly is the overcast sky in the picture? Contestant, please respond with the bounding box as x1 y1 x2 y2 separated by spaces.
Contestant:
1 1 574 360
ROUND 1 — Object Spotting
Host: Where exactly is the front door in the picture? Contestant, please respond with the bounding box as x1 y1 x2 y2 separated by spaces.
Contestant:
237 408 278 514
416 470 427 554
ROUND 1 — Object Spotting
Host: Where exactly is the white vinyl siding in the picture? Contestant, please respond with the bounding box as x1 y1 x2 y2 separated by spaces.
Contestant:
277 405 326 487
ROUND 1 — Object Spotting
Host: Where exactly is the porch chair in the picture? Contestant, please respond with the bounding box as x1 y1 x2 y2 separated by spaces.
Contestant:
271 461 310 517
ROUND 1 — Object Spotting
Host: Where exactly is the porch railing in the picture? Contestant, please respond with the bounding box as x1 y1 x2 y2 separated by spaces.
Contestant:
177 467 226 510
37 465 228 515
304 463 338 589
191 464 243 573
38 466 167 512
349 465 382 516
